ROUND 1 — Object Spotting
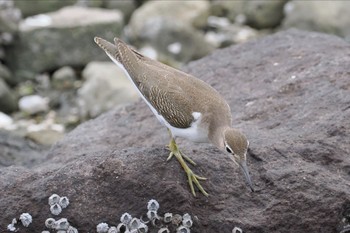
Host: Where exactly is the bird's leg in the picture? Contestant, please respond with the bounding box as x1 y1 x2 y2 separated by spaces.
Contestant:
166 129 208 197
166 129 196 165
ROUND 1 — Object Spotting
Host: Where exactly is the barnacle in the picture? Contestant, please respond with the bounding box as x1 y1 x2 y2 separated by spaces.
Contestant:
172 214 183 226
147 199 160 211
163 213 173 223
182 213 191 221
147 210 159 220
55 218 70 230
120 213 132 225
45 218 56 229
19 213 32 227
176 226 190 233
48 194 60 206
129 229 138 233
108 226 118 233
41 231 50 233
67 226 79 233
182 218 193 228
59 196 70 209
50 203 62 215
129 218 140 230
7 218 17 232
57 230 67 233
97 222 110 233
158 227 170 233
138 222 148 233
116 223 127 232
232 226 242 233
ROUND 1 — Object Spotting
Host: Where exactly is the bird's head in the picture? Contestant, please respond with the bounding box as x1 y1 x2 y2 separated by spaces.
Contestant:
223 128 254 192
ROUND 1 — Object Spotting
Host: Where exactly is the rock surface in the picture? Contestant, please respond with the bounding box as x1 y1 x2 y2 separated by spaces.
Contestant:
4 6 124 82
0 77 17 113
0 29 350 232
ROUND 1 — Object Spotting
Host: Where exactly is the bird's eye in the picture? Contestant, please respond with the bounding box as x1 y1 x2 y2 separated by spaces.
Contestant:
226 146 232 154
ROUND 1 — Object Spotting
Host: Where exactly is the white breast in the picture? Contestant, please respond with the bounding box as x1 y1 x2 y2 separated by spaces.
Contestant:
107 53 209 143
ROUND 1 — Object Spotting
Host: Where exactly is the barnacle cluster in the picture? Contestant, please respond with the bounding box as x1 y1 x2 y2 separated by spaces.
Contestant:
42 194 78 233
7 213 33 231
49 194 70 215
96 199 194 233
232 226 243 233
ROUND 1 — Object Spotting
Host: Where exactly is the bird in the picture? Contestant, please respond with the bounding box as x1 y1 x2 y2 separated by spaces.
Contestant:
94 37 254 197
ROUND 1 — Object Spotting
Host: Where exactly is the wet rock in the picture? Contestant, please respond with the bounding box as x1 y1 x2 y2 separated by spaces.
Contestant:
51 66 76 90
18 95 49 114
0 77 17 113
4 6 124 82
78 61 139 118
0 29 349 232
13 0 75 17
126 0 213 64
283 1 350 41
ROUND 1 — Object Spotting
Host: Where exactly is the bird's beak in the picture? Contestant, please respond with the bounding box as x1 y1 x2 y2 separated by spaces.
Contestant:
239 160 254 192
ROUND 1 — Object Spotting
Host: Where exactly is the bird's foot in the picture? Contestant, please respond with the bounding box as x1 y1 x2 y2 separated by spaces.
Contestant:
166 139 208 197
166 140 196 166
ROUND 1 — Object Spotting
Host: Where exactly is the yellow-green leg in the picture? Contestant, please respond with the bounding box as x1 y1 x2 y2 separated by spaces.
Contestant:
166 129 208 197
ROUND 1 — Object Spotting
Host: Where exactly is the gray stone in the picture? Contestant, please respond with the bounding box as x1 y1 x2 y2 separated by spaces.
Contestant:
25 129 64 146
127 17 214 65
283 1 350 40
4 6 124 82
0 77 17 113
52 66 76 90
13 0 75 17
78 61 139 118
0 29 350 232
244 0 287 29
126 0 213 64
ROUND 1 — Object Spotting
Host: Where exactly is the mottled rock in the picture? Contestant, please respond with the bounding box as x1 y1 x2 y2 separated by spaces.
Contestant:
103 0 136 22
4 6 124 82
0 63 13 85
0 77 17 113
0 0 21 33
0 112 13 129
283 1 350 41
78 61 139 118
26 129 64 146
0 30 350 233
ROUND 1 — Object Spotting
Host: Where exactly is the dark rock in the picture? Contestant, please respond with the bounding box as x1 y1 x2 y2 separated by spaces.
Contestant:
0 29 349 232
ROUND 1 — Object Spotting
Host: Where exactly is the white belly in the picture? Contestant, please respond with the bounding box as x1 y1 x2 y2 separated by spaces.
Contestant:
107 53 209 143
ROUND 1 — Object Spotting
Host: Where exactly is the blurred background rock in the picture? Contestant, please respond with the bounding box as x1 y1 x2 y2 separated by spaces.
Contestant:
0 0 349 150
